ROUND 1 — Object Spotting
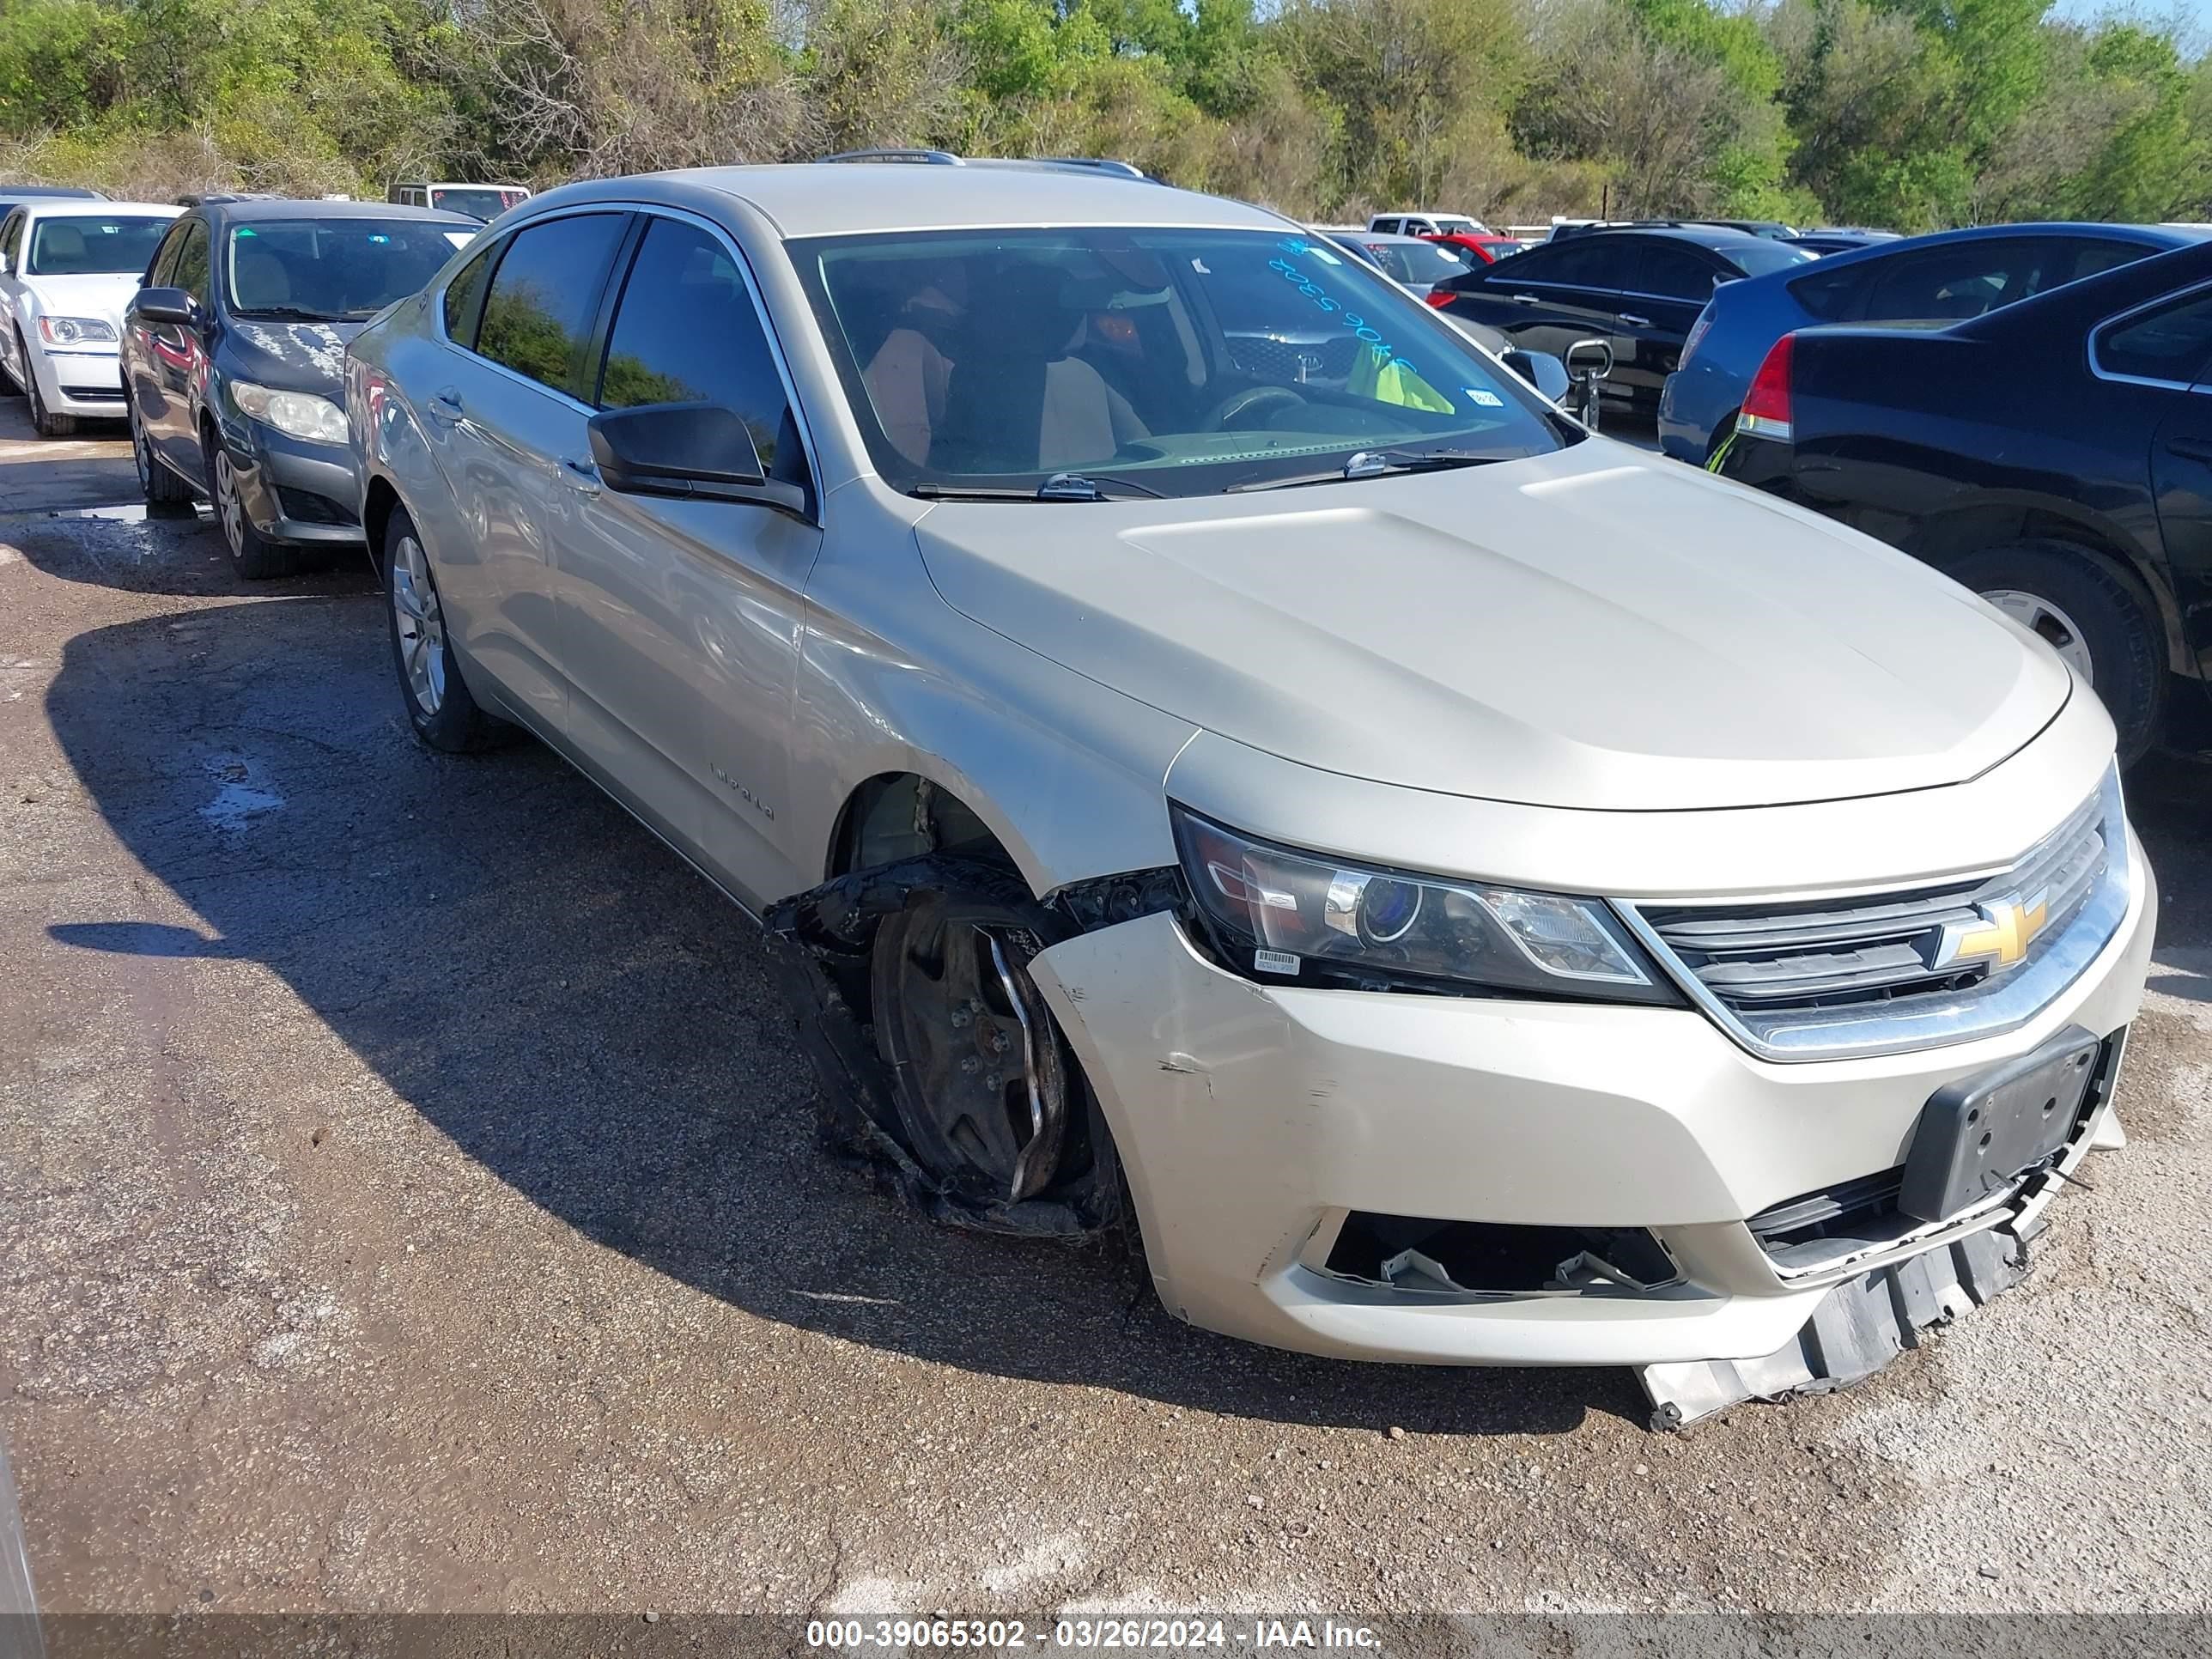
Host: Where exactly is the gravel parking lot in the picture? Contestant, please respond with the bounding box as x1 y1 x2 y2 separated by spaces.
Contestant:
1 400 2208 1624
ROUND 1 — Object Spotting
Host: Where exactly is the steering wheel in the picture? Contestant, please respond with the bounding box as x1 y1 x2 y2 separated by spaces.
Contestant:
1203 385 1309 432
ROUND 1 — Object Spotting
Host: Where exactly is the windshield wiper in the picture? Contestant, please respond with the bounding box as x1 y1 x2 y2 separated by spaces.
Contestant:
908 471 1164 503
1225 447 1504 494
239 305 343 323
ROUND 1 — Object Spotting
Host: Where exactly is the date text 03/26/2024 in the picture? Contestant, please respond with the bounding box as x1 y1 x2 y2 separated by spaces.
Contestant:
806 1619 1383 1650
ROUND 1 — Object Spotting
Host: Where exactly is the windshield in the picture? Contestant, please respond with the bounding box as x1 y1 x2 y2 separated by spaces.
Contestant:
1373 240 1474 284
1730 240 1818 277
227 221 459 319
795 226 1565 498
1432 217 1480 236
431 187 522 221
27 216 171 276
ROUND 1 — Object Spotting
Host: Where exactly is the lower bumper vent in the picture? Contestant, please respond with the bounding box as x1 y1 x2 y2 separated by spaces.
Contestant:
1322 1212 1678 1295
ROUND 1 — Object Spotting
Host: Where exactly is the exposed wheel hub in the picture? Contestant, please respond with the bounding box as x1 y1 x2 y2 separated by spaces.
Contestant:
874 908 1067 1205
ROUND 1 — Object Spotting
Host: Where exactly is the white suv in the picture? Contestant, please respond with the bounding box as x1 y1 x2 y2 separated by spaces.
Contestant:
346 163 2154 1425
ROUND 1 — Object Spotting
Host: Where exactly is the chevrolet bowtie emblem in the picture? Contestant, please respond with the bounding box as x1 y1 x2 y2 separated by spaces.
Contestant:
1935 890 2051 972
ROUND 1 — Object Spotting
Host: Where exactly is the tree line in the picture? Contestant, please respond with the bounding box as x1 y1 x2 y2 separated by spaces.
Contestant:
3 0 2209 233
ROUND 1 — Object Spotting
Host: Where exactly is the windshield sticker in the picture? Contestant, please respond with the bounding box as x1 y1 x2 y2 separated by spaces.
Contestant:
1467 388 1504 407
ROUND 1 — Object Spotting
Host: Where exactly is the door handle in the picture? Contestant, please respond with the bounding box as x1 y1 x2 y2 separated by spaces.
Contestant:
2164 436 2212 465
1510 293 1541 305
1617 314 1652 328
560 456 601 497
426 389 463 427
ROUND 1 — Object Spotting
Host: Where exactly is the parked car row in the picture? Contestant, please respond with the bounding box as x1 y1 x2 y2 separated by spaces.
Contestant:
1716 234 2212 768
1435 223 1819 417
0 160 2169 1422
120 198 480 574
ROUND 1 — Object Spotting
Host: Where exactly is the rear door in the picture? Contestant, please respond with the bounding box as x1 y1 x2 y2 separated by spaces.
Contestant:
1613 239 1730 398
425 209 632 736
2112 284 2212 682
558 211 823 908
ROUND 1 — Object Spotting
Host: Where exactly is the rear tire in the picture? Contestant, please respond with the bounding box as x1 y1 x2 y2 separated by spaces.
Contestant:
21 335 76 437
210 436 299 579
382 505 512 753
1943 539 2166 767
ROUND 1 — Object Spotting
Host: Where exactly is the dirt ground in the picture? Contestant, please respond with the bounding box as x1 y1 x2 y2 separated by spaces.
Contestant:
1 398 2208 1626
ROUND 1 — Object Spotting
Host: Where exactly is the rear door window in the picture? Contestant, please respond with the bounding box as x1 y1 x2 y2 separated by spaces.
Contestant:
0 212 23 275
1504 239 1631 292
1861 239 2060 322
2095 289 2212 386
473 212 629 400
2063 238 2155 283
594 216 793 475
1632 242 1723 301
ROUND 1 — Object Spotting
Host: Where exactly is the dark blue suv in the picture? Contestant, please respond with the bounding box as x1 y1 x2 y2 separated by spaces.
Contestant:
1658 222 2206 465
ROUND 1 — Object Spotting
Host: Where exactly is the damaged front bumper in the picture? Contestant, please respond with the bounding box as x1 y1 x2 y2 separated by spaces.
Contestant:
1018 844 2153 1407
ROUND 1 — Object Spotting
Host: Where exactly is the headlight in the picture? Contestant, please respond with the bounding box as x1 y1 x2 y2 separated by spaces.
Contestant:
231 380 349 446
37 315 117 346
1170 807 1677 1004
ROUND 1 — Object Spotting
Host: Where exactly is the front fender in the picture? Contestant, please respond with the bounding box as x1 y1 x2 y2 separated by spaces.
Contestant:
786 593 1198 902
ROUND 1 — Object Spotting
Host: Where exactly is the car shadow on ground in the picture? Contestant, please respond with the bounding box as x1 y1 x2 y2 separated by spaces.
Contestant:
0 493 377 601
42 594 1646 1437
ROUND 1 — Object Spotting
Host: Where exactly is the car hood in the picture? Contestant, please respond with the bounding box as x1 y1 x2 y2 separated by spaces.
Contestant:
911 441 2072 811
225 317 365 390
23 272 141 326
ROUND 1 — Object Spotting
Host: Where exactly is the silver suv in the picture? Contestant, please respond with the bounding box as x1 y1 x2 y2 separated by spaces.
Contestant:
345 165 2154 1425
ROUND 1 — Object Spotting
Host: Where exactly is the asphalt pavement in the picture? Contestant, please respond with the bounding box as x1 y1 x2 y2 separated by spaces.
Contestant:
0 400 2207 1626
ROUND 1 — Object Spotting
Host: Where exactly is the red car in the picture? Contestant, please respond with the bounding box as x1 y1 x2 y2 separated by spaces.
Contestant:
1425 231 1526 264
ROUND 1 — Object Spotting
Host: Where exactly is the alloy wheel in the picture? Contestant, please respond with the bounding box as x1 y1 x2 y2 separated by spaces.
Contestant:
388 533 447 717
1984 587 2096 685
131 408 152 492
213 448 247 557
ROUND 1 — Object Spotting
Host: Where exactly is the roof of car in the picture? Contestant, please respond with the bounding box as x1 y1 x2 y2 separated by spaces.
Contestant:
0 185 102 199
1599 224 1778 252
11 199 178 218
523 164 1290 240
1341 230 1455 247
191 197 477 226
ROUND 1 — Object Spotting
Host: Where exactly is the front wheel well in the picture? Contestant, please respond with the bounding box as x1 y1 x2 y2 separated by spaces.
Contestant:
362 477 400 573
826 772 1018 885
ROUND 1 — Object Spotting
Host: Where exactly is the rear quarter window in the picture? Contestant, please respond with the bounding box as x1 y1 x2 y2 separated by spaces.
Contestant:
1789 260 1869 321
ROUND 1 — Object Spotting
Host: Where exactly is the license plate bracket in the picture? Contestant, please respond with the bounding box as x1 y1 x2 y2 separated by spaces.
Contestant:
1899 1025 2102 1224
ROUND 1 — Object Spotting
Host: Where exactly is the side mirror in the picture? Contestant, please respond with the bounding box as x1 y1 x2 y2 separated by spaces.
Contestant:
1501 348 1571 403
132 286 197 327
586 402 807 516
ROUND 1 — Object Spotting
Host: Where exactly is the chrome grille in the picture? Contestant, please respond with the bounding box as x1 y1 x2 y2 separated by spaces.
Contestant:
1620 768 2130 1061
